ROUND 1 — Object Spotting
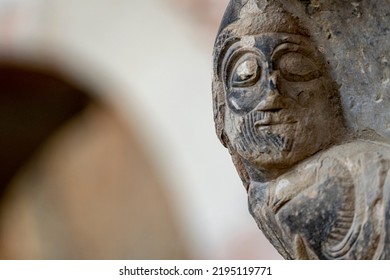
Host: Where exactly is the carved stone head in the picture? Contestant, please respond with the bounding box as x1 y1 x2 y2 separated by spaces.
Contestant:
212 0 344 188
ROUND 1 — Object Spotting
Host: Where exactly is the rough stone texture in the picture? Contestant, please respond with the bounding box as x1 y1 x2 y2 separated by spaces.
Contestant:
213 0 390 259
278 0 390 143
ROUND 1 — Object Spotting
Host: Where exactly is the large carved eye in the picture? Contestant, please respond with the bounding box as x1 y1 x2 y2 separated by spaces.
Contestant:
276 52 321 82
231 57 260 87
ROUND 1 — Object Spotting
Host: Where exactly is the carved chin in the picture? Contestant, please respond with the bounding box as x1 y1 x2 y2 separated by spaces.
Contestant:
235 119 297 168
233 112 322 169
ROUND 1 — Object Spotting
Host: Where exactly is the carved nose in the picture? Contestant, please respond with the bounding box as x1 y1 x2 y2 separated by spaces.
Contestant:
269 74 278 91
256 72 284 112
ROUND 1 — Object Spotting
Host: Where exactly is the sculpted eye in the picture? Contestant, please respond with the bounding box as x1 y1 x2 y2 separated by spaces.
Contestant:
276 52 321 82
231 57 260 87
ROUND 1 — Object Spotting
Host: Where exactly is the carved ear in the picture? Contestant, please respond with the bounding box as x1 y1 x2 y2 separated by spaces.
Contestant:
211 76 250 192
211 78 226 147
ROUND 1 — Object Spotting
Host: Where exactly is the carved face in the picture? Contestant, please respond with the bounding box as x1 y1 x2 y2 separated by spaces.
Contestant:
222 33 336 171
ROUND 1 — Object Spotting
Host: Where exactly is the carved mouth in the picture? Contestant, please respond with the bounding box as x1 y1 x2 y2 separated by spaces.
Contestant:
236 111 297 155
254 121 297 129
251 110 297 129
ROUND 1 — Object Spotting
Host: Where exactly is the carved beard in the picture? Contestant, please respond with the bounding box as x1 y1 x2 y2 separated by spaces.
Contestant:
235 111 293 159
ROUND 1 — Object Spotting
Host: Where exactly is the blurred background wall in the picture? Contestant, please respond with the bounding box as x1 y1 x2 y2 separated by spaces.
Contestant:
0 0 281 259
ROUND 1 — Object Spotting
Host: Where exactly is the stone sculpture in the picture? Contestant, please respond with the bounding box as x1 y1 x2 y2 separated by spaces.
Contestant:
212 0 390 259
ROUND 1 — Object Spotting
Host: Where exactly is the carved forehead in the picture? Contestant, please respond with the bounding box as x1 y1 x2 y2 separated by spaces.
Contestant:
217 0 308 38
229 33 314 58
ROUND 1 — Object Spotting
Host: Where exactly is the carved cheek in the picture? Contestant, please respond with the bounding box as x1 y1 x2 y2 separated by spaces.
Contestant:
301 83 329 111
226 86 263 115
279 80 327 108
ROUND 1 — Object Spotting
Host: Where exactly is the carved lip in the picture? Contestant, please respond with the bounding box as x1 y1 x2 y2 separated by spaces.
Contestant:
254 120 297 128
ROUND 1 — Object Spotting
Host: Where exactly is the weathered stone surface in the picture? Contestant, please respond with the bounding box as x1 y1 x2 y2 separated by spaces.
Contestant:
212 0 390 259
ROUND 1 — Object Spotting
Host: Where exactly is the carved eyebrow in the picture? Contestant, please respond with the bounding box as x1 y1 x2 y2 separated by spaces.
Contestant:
271 42 306 62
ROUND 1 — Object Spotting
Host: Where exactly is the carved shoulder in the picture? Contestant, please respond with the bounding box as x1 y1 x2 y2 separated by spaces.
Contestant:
249 141 390 259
